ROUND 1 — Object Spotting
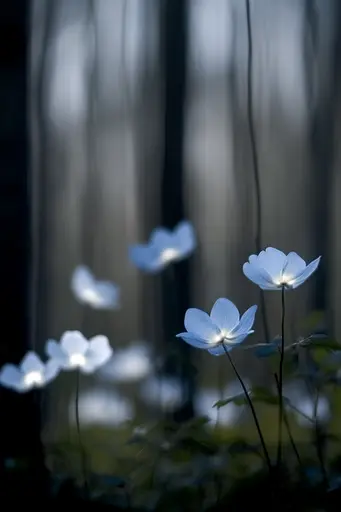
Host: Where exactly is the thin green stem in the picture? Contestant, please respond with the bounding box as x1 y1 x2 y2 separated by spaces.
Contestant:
277 286 285 467
222 345 271 471
274 373 302 470
75 370 89 497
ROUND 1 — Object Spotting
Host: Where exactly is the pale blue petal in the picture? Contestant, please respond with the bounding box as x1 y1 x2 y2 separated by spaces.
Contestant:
173 221 196 257
20 352 45 374
93 281 120 309
243 262 278 290
45 339 66 361
207 345 229 356
176 332 212 349
60 331 88 355
0 364 23 391
230 305 257 337
44 359 60 384
149 227 174 251
225 332 251 346
129 245 162 273
291 256 321 289
86 335 113 368
184 309 221 341
258 247 286 280
210 298 240 333
282 252 306 278
71 265 95 300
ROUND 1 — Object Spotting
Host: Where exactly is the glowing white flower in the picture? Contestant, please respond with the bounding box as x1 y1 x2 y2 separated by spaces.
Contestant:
71 265 120 309
243 247 321 290
129 220 196 273
176 298 257 355
0 351 60 393
97 341 152 383
46 330 113 374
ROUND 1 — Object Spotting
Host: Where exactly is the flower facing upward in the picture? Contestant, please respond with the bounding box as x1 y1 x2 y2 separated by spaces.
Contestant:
176 298 257 356
129 220 196 273
243 247 321 290
0 351 60 392
46 330 113 374
71 265 120 309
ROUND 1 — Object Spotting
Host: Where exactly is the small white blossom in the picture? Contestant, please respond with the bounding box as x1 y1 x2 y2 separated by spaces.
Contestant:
129 220 196 273
46 330 113 374
0 351 60 392
177 298 257 355
243 247 321 290
71 265 120 309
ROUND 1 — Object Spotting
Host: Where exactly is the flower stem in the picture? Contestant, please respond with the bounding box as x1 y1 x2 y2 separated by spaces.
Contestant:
75 370 89 497
277 286 285 467
222 345 271 471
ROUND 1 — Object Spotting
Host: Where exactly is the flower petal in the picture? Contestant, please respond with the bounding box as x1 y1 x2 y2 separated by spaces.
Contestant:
71 265 95 300
87 335 113 368
129 245 162 273
176 332 213 349
230 305 257 337
173 221 196 257
60 331 89 355
207 345 229 356
184 309 221 341
258 247 287 280
225 332 252 346
243 262 278 290
45 339 66 361
282 252 306 278
210 298 240 333
291 256 321 289
149 227 174 251
93 282 120 309
0 364 23 391
20 352 45 374
44 359 60 384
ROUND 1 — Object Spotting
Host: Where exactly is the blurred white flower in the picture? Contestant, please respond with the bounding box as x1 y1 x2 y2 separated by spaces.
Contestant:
195 380 249 427
69 388 134 427
243 247 321 291
129 220 196 273
97 341 152 383
140 375 183 411
177 298 257 355
71 265 120 309
46 330 113 374
0 351 60 393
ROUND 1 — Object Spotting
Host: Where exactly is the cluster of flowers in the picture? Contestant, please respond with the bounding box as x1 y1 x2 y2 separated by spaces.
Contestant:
0 220 321 395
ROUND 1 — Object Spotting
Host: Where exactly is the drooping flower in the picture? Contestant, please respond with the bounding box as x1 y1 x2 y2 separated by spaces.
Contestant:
243 247 321 291
176 298 257 355
71 265 120 309
0 351 60 392
46 330 113 374
129 220 196 273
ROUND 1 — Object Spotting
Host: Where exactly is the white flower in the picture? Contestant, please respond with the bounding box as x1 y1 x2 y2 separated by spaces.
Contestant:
97 341 152 383
243 247 321 290
176 298 257 355
129 220 196 273
71 265 120 309
0 351 60 392
46 330 113 374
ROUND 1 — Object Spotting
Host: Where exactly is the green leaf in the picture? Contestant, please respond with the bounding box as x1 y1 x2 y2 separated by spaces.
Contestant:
213 392 246 409
250 386 290 406
305 337 341 351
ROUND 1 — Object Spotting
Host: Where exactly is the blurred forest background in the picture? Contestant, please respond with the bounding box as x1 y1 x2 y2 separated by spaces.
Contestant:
1 0 341 481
